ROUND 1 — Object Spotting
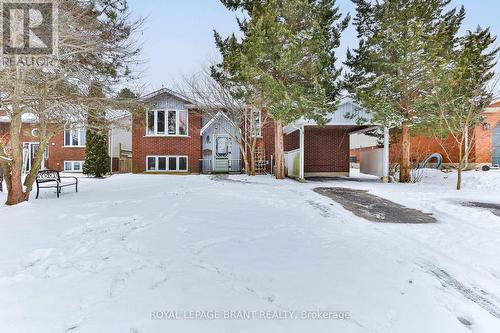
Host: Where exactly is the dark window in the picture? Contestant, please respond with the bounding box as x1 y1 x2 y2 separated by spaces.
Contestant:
147 111 155 135
179 111 188 135
158 157 167 171
147 157 156 171
179 157 187 171
168 157 177 170
65 131 71 146
157 111 165 134
168 111 176 135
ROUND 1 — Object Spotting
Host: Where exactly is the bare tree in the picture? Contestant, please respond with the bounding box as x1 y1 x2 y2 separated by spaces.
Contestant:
0 0 143 205
424 28 499 190
179 69 272 175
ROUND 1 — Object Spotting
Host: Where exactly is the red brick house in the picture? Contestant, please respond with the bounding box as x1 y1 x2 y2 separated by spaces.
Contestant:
0 110 131 173
388 102 500 168
133 89 202 173
349 101 500 169
134 91 388 179
134 89 277 175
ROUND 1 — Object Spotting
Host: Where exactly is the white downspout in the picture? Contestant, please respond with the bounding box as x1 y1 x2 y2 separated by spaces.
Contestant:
109 128 113 175
299 125 305 180
383 126 390 183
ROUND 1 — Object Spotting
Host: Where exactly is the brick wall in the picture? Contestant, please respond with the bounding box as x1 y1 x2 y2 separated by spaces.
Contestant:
390 134 460 164
284 130 299 151
475 111 500 163
256 114 275 173
304 127 350 174
0 122 85 172
46 131 86 171
350 146 380 163
390 110 500 165
0 122 39 143
280 126 351 174
132 109 202 173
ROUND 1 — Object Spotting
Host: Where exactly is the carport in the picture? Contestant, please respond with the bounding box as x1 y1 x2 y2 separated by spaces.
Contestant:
283 98 390 182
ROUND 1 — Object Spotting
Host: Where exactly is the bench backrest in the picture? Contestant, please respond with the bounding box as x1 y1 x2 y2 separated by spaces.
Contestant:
37 170 60 183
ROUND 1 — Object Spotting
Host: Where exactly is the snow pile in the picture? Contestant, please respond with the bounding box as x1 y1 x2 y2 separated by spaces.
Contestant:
417 168 500 192
0 172 499 332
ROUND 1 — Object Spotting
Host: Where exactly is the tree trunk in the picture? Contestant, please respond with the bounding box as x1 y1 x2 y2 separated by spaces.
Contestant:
399 121 411 183
249 148 256 176
5 107 28 205
274 120 285 179
240 140 250 176
457 145 463 191
6 167 28 205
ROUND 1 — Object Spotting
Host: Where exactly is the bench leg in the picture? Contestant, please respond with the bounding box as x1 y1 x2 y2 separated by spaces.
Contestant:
76 183 78 193
36 186 39 199
57 185 60 198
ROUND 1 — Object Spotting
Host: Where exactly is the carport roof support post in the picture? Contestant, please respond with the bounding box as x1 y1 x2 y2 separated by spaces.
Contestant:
383 126 389 183
299 125 305 180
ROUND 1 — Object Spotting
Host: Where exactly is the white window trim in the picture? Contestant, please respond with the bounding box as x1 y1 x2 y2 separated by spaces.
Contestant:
146 155 189 172
252 110 262 138
64 161 85 172
64 129 86 148
145 109 189 137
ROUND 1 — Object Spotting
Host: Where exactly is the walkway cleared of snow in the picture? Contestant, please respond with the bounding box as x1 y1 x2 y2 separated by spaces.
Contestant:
0 170 499 332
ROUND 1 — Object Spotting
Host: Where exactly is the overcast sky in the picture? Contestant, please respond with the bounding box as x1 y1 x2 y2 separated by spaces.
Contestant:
128 0 500 94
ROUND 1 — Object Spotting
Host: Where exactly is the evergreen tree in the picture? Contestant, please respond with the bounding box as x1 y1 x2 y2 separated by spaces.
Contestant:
213 0 349 179
83 83 109 178
345 0 464 183
117 88 138 100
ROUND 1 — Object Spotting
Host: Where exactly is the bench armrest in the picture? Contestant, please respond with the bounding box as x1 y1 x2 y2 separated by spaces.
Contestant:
60 176 78 183
59 176 78 181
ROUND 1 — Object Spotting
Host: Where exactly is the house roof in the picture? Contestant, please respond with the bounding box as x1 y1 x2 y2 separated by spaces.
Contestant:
0 113 38 124
141 87 197 106
283 97 376 134
486 100 500 112
200 111 234 136
489 101 500 108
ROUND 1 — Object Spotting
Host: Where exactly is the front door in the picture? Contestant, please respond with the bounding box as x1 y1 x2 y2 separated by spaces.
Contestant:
493 124 500 165
23 143 45 173
214 135 231 173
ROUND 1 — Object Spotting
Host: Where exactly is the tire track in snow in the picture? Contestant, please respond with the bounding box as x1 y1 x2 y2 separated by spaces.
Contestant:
424 263 500 320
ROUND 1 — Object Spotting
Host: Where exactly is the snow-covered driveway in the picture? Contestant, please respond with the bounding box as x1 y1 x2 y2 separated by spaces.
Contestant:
0 171 499 333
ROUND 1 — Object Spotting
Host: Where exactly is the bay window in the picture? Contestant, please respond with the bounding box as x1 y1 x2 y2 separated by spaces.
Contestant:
147 109 188 136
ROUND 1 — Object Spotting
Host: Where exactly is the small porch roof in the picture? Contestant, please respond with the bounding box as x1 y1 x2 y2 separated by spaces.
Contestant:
283 97 377 134
200 111 234 136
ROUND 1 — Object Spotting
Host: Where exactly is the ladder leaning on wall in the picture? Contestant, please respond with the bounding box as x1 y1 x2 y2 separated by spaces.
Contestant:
255 147 267 174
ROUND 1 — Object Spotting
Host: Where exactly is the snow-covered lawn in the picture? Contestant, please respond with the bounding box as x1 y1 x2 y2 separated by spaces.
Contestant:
0 170 499 332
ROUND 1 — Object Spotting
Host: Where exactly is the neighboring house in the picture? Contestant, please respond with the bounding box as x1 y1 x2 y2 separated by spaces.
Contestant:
109 112 133 173
0 109 132 173
349 133 379 166
389 102 500 168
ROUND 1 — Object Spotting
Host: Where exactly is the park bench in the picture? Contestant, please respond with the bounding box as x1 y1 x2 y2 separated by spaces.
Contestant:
36 170 78 199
